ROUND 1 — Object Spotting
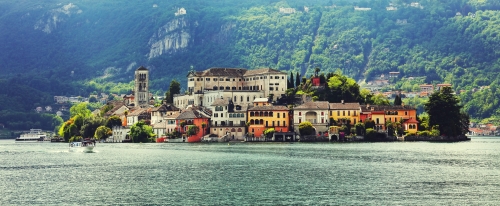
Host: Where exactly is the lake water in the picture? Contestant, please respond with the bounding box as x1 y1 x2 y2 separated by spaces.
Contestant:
1 137 499 205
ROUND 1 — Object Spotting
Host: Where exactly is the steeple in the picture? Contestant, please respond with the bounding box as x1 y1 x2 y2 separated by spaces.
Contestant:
134 66 149 108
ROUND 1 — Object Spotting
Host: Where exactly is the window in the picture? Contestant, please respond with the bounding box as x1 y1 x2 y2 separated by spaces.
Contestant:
270 76 273 79
321 118 324 123
283 121 286 126
277 113 280 118
282 76 285 79
405 111 408 116
213 78 217 81
354 111 357 116
343 111 345 116
299 118 301 123
348 111 350 116
214 113 218 117
221 114 223 118
337 111 340 116
299 112 301 116
275 76 279 79
283 113 286 118
321 112 324 116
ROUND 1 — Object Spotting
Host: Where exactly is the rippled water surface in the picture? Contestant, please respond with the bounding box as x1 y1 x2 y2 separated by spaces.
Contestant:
1 137 500 205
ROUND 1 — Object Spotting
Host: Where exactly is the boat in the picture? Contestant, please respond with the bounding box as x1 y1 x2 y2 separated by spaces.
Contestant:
15 129 47 142
69 139 96 153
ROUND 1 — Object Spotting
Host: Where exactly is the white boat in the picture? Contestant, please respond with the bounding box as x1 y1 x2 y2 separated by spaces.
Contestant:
69 139 95 153
15 129 47 142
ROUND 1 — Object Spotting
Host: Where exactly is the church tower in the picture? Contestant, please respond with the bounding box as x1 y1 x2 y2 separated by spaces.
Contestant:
134 66 149 107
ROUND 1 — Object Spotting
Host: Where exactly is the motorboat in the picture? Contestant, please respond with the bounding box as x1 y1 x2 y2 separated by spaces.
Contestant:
69 139 96 153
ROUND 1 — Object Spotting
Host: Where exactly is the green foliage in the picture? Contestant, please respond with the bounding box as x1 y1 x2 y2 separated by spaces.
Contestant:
425 87 469 137
298 121 315 135
94 125 112 140
186 125 200 136
2 1 500 123
106 116 123 128
129 120 154 143
264 128 275 138
355 122 365 136
70 103 92 118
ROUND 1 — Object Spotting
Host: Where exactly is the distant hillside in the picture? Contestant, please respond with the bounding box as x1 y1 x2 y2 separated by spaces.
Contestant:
1 0 500 121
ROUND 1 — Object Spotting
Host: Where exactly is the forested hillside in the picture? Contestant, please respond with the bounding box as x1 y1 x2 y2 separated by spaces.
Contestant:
1 0 500 125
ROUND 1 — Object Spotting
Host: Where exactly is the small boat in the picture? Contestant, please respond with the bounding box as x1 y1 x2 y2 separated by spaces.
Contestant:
69 139 96 153
15 129 47 142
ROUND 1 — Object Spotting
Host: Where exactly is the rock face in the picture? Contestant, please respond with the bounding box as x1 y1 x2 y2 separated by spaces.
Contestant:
148 17 193 59
34 3 82 34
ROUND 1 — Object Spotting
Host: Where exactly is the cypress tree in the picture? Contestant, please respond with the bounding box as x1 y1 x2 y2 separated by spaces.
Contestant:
289 72 294 88
394 94 402 105
295 72 301 87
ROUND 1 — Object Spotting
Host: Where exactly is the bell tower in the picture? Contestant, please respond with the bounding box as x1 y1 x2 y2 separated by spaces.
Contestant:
134 66 149 107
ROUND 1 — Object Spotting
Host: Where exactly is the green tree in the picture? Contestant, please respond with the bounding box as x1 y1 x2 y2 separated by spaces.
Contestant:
106 115 123 128
394 94 402 106
94 125 112 140
129 120 154 143
186 125 200 136
70 103 92 118
298 121 315 135
424 87 469 137
371 94 390 105
89 96 98 103
166 80 181 103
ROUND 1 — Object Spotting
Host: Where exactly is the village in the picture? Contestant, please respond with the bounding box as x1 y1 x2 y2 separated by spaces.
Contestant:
71 66 421 143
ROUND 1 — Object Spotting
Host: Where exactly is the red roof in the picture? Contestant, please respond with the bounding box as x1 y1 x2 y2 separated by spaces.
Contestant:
404 118 419 124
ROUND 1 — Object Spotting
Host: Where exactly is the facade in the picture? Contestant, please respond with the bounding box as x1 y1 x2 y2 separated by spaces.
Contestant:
360 104 418 132
126 108 150 126
175 108 211 142
110 126 130 142
174 67 287 109
150 103 179 125
329 102 361 125
134 66 149 107
209 98 247 140
293 101 330 135
247 98 290 137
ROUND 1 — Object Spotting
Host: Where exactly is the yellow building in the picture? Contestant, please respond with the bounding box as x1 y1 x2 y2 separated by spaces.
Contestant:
247 98 290 137
329 102 361 125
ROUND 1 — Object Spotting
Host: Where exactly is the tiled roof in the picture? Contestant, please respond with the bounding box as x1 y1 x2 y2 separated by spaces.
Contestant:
176 109 211 120
201 68 246 77
329 102 360 110
244 68 286 76
128 108 148 116
248 105 289 111
152 121 165 129
294 101 329 110
404 118 419 124
137 66 148 71
211 98 228 106
165 113 181 119
151 103 180 112
360 105 416 112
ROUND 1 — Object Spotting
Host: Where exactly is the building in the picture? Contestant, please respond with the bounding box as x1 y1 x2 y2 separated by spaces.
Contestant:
389 72 400 78
175 108 211 142
126 108 150 126
150 103 179 125
329 101 361 125
134 66 149 107
436 83 452 91
360 104 418 132
209 98 247 140
354 6 371 11
293 101 330 135
386 6 397 11
279 7 296 14
247 98 290 138
419 84 434 93
174 67 287 109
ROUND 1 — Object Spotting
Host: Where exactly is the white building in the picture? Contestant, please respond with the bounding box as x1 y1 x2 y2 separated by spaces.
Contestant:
293 101 330 135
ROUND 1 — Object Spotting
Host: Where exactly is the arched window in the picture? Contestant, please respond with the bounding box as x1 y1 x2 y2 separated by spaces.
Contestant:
255 119 260 124
225 86 230 90
264 112 269 116
250 112 254 117
237 128 242 132
269 112 273 117
213 86 218 90
260 119 264 125
232 86 236 90
259 112 263 116
220 86 224 90
250 120 255 124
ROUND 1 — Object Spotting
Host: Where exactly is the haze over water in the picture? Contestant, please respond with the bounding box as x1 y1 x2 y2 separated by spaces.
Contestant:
1 137 499 205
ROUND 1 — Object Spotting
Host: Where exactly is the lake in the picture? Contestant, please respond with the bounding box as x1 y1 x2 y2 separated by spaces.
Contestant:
1 137 499 205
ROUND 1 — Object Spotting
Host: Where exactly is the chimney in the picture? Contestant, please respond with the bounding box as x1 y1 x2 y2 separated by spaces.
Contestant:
367 104 370 108
341 100 344 104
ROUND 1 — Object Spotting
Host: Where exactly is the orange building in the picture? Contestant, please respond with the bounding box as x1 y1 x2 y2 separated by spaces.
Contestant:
247 98 290 137
360 104 418 132
175 109 211 142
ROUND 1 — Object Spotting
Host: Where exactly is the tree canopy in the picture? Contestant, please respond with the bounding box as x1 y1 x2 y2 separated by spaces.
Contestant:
425 87 469 137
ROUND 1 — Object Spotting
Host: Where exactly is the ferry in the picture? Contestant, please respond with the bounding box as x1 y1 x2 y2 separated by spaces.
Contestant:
69 139 96 153
15 129 47 142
